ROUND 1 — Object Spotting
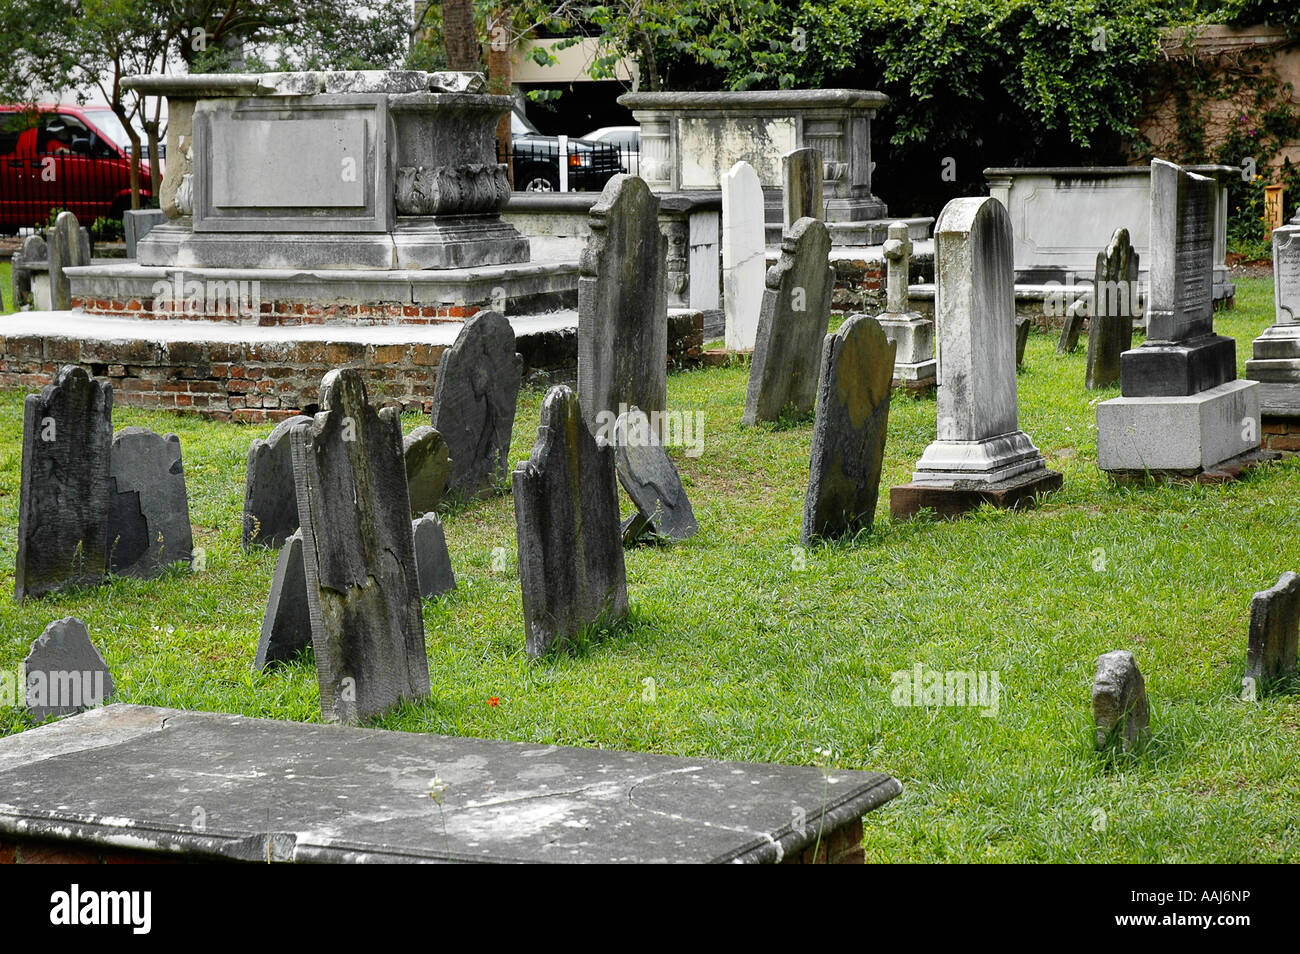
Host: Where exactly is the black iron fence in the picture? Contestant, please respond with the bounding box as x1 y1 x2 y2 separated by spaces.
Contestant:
497 138 635 193
1 151 154 239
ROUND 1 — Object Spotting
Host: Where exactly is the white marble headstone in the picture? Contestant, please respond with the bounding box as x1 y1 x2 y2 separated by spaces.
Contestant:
721 161 766 351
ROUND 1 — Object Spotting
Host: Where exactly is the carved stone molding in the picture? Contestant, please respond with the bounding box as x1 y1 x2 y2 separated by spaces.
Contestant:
396 163 511 216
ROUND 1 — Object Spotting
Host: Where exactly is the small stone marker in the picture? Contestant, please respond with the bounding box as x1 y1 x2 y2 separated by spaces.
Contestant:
47 210 89 310
743 217 835 425
254 530 311 670
291 369 429 724
23 618 113 722
1086 228 1139 390
1246 571 1299 686
108 427 194 578
1015 316 1031 367
875 221 936 387
403 426 452 515
1056 298 1086 355
612 406 698 544
413 513 456 599
783 147 824 231
15 366 113 602
1092 650 1150 751
802 315 895 544
430 310 523 501
721 160 766 352
242 414 312 550
578 174 668 434
513 385 628 656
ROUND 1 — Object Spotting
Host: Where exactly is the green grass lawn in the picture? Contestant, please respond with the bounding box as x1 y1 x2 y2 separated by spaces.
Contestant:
0 260 11 314
1 276 1297 862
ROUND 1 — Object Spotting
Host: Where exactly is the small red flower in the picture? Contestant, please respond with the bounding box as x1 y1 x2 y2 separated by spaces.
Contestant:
488 696 500 708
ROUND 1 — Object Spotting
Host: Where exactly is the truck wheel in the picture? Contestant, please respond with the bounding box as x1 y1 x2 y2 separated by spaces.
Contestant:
521 165 559 192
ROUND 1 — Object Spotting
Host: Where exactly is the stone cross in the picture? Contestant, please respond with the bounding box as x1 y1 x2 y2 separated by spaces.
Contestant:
1246 571 1299 686
882 222 912 315
1092 649 1149 751
243 414 312 550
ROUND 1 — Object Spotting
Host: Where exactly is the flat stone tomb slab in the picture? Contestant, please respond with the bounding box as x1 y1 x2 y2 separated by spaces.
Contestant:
0 705 901 864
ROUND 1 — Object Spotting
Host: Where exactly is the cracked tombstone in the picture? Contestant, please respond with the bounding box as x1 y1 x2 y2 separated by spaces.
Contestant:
291 369 429 724
413 513 456 599
108 427 194 578
743 217 834 425
1246 571 1300 687
802 314 895 545
15 366 113 602
242 414 312 550
783 147 824 230
1086 228 1140 390
513 385 628 656
254 530 311 670
404 426 452 515
23 617 114 722
1092 650 1150 751
430 311 522 502
612 406 698 546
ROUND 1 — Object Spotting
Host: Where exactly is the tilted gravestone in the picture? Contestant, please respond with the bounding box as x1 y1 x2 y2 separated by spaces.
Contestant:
803 315 895 544
1092 650 1149 751
404 426 452 515
1015 316 1031 368
875 221 935 387
513 385 628 656
743 217 834 425
430 311 522 501
1056 298 1086 355
1086 228 1139 390
254 530 311 670
578 174 668 435
782 147 824 231
413 513 456 599
23 618 114 722
612 406 698 545
291 369 429 724
1246 571 1299 686
15 366 113 602
108 427 194 578
243 414 312 550
48 210 90 311
721 160 766 352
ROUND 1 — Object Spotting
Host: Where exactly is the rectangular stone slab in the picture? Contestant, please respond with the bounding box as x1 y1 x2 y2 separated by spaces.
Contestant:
0 705 901 864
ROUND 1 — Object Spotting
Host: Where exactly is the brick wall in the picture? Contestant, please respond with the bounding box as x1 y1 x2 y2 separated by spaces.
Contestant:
1262 416 1300 453
71 296 482 326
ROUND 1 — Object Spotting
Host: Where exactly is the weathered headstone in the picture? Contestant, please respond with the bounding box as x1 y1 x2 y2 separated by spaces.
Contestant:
513 385 628 656
578 175 668 434
782 147 824 231
612 406 698 545
1092 650 1149 751
1015 316 1031 367
413 513 456 599
1086 228 1139 390
875 221 936 387
721 160 766 352
108 427 194 578
803 315 894 544
15 366 113 602
1246 208 1300 416
891 197 1062 518
403 425 452 515
1056 298 1086 355
47 210 89 310
1246 571 1299 686
290 369 429 724
242 414 312 550
12 234 46 308
743 217 834 425
430 311 522 501
254 530 311 670
23 618 114 722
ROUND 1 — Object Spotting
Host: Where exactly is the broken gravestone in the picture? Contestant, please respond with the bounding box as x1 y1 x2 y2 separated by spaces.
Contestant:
513 385 628 656
108 427 194 578
413 513 456 599
23 618 114 721
1015 316 1031 368
1246 571 1299 687
254 530 311 670
15 366 113 602
243 414 312 550
290 368 429 724
430 311 522 502
1092 650 1150 751
803 314 895 545
1057 298 1087 355
404 426 452 515
612 406 698 545
1086 227 1139 391
743 217 834 425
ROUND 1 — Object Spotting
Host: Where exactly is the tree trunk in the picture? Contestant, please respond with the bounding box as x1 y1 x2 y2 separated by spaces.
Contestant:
442 0 480 71
113 103 142 211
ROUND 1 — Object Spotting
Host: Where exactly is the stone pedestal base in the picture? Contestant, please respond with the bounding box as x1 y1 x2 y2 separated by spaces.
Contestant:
890 468 1063 520
878 312 936 388
1097 379 1260 474
1246 324 1300 416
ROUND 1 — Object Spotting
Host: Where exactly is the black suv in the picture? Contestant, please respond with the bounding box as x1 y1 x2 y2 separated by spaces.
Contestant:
505 109 624 192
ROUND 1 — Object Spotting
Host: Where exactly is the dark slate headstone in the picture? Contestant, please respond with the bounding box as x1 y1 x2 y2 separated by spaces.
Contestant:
15 366 113 602
23 618 113 722
802 314 895 544
1086 228 1139 391
1015 315 1031 368
253 530 311 670
404 426 452 515
242 414 312 550
413 513 456 599
290 369 429 724
743 217 834 424
577 174 668 434
782 147 824 230
108 427 194 578
1246 571 1299 686
1056 299 1086 355
612 406 698 545
430 311 522 501
513 385 628 656
1092 650 1149 751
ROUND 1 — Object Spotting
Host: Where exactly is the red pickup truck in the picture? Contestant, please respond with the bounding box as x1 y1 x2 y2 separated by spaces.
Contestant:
0 103 153 234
